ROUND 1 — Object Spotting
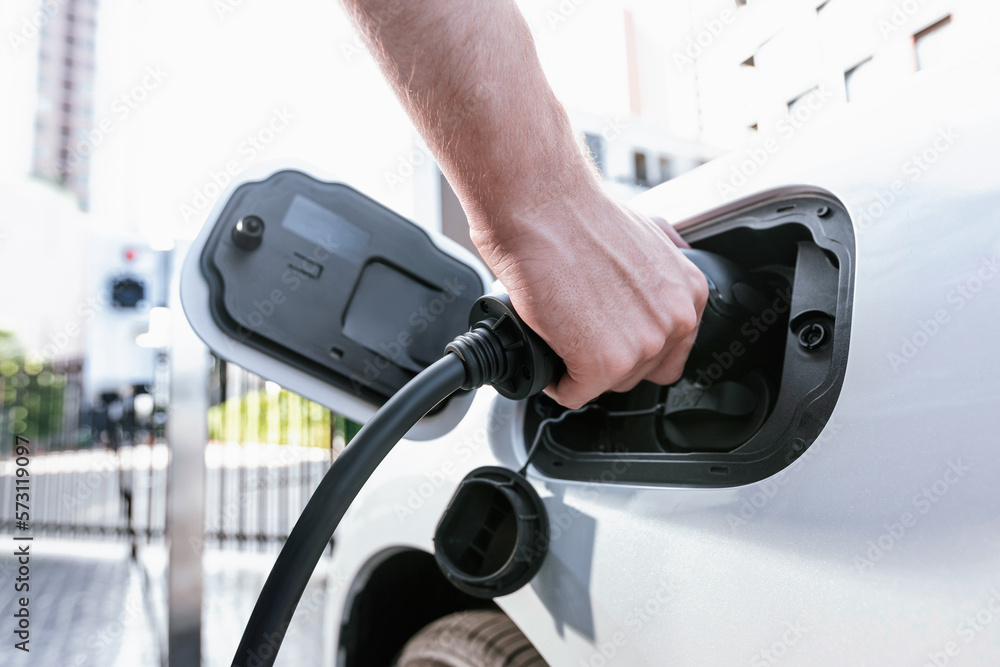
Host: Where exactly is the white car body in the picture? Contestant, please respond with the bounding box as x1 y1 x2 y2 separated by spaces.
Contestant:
323 56 1000 667
181 53 1000 667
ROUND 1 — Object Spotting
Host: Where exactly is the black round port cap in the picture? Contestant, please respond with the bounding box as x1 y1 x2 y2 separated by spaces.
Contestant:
433 466 549 599
232 215 265 251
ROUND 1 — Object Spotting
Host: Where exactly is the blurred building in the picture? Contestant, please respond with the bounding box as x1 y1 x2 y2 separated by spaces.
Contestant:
433 1 724 258
673 0 1000 149
30 0 100 210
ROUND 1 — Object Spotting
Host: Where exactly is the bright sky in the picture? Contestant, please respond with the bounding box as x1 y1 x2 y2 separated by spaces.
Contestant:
0 0 651 248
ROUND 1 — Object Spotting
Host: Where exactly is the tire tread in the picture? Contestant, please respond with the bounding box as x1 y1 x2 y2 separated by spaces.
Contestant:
393 610 548 667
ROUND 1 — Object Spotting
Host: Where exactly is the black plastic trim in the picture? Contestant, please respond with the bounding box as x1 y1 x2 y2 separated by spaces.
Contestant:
523 193 855 487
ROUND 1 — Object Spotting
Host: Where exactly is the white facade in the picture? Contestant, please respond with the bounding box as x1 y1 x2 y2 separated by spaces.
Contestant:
679 0 1000 150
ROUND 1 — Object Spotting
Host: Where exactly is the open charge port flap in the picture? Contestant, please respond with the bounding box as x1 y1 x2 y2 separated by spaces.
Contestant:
522 194 854 487
789 242 839 330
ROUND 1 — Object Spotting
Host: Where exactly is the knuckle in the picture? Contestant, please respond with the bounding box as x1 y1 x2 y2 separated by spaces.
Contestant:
693 275 710 308
689 268 710 308
672 306 700 339
605 359 634 383
638 332 666 361
603 348 638 382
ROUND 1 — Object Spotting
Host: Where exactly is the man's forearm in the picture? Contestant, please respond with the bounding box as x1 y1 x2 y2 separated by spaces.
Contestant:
342 0 708 409
341 0 600 233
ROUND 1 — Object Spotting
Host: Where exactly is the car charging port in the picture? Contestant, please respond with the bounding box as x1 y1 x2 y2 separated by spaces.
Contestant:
521 195 854 487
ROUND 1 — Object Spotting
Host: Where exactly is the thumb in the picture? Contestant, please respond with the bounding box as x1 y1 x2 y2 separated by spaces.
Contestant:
544 372 598 410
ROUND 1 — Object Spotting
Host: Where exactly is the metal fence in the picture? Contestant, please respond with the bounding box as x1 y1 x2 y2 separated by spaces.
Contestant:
0 441 345 552
0 443 166 544
0 355 357 551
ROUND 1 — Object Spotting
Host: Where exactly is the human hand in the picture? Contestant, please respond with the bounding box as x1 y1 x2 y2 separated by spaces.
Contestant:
470 186 709 409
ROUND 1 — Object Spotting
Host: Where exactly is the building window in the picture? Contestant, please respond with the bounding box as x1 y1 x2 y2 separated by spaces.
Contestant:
658 156 672 184
633 151 648 186
844 57 874 102
584 132 607 177
740 55 755 68
914 15 953 72
787 86 819 117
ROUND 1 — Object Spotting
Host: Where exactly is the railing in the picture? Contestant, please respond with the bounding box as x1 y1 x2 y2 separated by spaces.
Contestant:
0 443 166 543
0 355 358 551
0 441 345 552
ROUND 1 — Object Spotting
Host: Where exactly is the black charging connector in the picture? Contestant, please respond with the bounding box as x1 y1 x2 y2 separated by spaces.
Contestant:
446 288 564 399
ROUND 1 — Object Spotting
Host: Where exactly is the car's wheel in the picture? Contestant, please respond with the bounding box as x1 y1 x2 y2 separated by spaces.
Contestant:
393 609 548 667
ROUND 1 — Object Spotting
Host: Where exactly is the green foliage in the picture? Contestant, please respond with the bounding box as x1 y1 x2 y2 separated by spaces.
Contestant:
0 331 69 446
207 386 358 448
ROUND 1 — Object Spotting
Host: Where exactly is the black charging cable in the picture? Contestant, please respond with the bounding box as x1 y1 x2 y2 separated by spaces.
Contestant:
232 291 559 667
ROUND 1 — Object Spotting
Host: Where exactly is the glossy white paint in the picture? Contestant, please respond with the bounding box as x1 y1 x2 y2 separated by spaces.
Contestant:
324 56 1000 666
182 54 1000 666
